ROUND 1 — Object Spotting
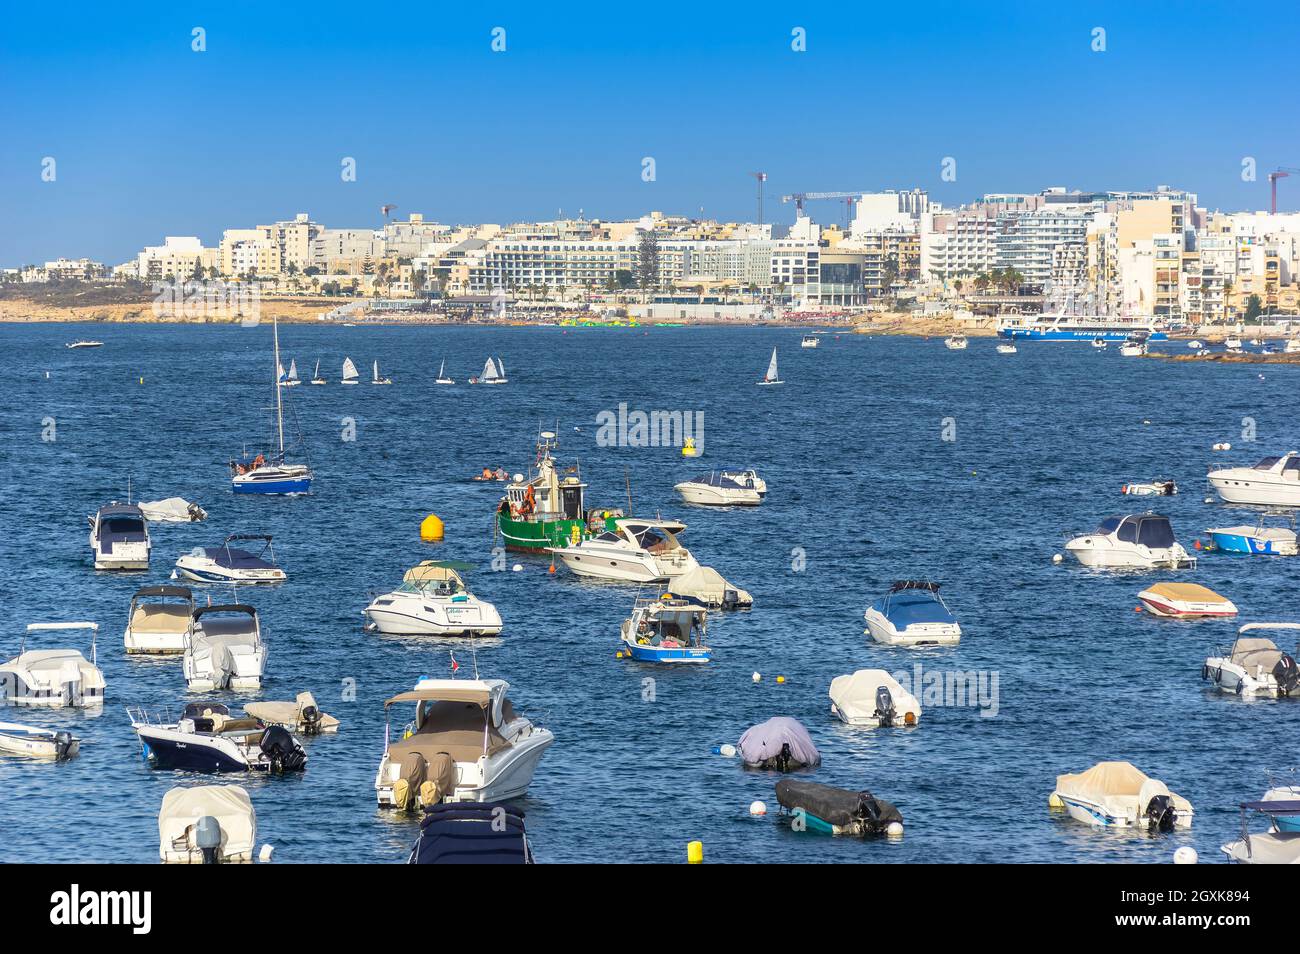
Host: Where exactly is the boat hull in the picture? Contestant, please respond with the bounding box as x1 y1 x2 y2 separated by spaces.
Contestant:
0 728 79 759
1207 530 1298 556
123 627 187 654
231 475 312 495
137 729 251 772
1001 328 1168 341
620 636 711 664
497 513 587 553
863 610 961 647
1208 472 1300 507
674 484 762 507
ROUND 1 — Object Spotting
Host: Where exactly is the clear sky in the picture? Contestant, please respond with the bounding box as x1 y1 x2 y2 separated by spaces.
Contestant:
2 1 1297 265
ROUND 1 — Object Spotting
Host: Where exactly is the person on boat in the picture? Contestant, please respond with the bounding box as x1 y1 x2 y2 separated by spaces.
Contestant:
494 467 507 481
253 453 266 470
519 485 536 517
481 467 493 480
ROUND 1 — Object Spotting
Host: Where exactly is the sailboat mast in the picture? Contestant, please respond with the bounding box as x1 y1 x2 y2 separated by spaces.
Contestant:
272 315 285 457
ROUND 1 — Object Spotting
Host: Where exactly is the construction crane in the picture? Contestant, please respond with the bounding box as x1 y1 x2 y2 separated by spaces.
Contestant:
1268 169 1300 214
749 172 767 225
780 190 868 221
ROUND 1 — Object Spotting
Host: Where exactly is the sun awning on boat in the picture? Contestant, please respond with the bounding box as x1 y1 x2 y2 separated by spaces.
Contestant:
1141 582 1229 602
385 687 493 707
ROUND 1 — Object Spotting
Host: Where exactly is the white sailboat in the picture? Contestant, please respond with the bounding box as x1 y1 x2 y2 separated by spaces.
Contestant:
309 359 326 385
280 359 300 387
372 359 393 385
756 348 783 386
229 315 313 494
341 357 359 385
475 356 507 385
435 358 454 385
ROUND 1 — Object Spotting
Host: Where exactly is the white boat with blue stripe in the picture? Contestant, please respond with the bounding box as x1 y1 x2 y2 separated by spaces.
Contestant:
998 314 1167 342
864 581 962 647
619 593 711 664
173 534 287 584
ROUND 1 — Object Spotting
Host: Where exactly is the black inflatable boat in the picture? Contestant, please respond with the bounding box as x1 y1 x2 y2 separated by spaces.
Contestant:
775 778 903 836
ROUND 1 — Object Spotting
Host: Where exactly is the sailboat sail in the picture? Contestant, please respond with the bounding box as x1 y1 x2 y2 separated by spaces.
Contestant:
765 348 778 382
438 359 445 378
373 359 380 383
277 361 287 383
497 356 506 379
482 357 500 381
286 359 298 383
342 357 359 382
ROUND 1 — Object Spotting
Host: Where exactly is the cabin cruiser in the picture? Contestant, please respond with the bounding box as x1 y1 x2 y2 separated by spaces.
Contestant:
245 691 339 735
131 703 306 773
1204 513 1297 556
719 469 767 496
173 534 287 584
375 678 553 809
619 593 711 663
1208 452 1300 507
1222 797 1300 864
800 335 820 349
0 722 80 759
829 670 921 728
737 717 820 771
995 343 1017 354
182 605 266 691
0 623 104 708
123 585 195 654
1225 335 1244 351
943 335 968 350
864 581 962 646
159 785 257 864
363 561 503 636
1064 513 1195 569
775 779 903 837
1121 479 1176 496
1051 762 1192 830
1137 582 1237 619
1203 624 1300 697
550 518 699 583
88 503 150 570
673 471 763 506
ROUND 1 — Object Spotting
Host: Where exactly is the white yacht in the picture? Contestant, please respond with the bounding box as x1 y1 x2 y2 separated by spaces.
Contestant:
364 561 503 636
371 359 392 385
435 358 454 384
944 335 968 350
801 335 820 349
183 605 266 691
88 502 151 570
549 518 699 583
1208 452 1300 507
719 469 767 496
0 623 105 708
1203 624 1300 697
123 584 195 654
673 471 763 507
375 677 553 809
1064 513 1195 569
173 534 286 584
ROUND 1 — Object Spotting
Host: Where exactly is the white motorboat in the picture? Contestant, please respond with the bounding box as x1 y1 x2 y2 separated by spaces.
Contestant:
0 722 80 759
1225 335 1244 352
1091 336 1107 350
244 691 339 735
1286 338 1300 354
1119 335 1147 357
364 561 503 636
435 358 454 384
829 669 921 728
1222 797 1300 864
756 347 783 385
801 335 820 349
995 343 1017 354
375 677 553 809
549 518 699 583
863 580 962 647
279 359 301 387
158 785 257 864
719 469 767 496
944 335 967 350
1064 513 1195 569
124 584 195 654
130 703 306 773
0 623 105 708
183 605 266 691
1051 761 1193 830
1203 623 1300 697
372 359 392 385
88 502 151 570
1187 339 1204 349
309 359 327 385
1208 452 1300 507
472 356 507 384
65 340 103 349
1136 582 1237 619
341 356 360 384
173 534 286 584
673 471 763 506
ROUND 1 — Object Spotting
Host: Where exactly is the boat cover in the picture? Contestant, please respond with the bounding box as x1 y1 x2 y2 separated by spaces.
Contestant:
737 717 820 770
245 692 340 733
775 778 902 831
1054 761 1192 816
1141 582 1229 603
686 472 747 489
158 785 256 862
409 802 530 864
1230 638 1287 670
879 590 953 627
200 547 275 571
668 565 753 608
829 670 920 725
1223 831 1300 864
139 497 207 522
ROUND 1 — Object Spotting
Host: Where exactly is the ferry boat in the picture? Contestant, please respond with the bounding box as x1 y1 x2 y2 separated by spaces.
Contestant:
998 314 1167 342
495 431 617 553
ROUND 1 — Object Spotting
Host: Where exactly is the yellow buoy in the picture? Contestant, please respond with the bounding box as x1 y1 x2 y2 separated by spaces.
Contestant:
1048 793 1064 809
420 514 444 542
776 675 785 684
682 437 697 457
686 840 703 864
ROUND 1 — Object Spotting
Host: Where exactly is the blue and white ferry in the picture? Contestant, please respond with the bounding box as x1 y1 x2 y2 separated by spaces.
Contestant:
619 593 711 664
998 314 1168 342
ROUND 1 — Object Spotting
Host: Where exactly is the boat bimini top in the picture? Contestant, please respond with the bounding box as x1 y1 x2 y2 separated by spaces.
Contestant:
203 534 279 572
1225 799 1300 863
190 604 259 639
879 581 954 625
398 561 475 596
19 622 99 662
384 680 515 762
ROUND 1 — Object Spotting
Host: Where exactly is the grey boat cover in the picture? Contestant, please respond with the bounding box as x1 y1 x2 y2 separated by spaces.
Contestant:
669 565 753 608
775 778 903 832
737 717 820 770
139 497 208 522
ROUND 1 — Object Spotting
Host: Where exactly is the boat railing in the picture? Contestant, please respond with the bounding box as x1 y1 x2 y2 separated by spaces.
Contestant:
125 705 173 727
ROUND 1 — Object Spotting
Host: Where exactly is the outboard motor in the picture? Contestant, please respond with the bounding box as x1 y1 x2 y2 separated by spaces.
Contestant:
1274 654 1299 696
1145 794 1176 832
194 815 223 865
300 703 322 735
53 731 75 761
854 791 886 832
259 725 307 773
874 685 896 728
774 742 794 773
722 589 738 610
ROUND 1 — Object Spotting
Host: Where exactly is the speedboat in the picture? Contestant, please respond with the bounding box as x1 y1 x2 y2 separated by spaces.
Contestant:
719 469 767 496
1137 582 1237 619
375 677 553 809
0 722 80 759
800 335 820 349
756 347 783 385
549 518 699 583
673 471 763 506
996 343 1017 354
245 691 339 735
1203 624 1300 697
863 581 962 647
341 356 360 384
88 502 150 570
471 356 507 385
1051 762 1193 830
737 717 820 771
173 534 287 584
1226 336 1244 353
1208 452 1300 507
618 593 711 663
1187 339 1204 349
159 785 257 864
363 561 503 636
123 584 195 654
0 623 105 708
408 802 533 863
1064 513 1195 569
371 359 392 385
182 605 266 691
230 316 313 494
130 703 306 772
1204 513 1298 556
1222 797 1300 864
1121 479 1176 496
775 779 903 837
65 340 103 349
309 359 327 385
435 358 454 385
1091 336 1107 350
829 669 921 727
944 335 968 350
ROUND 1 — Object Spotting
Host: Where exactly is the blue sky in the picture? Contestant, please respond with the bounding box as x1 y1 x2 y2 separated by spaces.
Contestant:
2 1 1297 265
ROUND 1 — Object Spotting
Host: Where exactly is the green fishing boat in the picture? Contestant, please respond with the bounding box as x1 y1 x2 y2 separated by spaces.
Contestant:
495 431 619 552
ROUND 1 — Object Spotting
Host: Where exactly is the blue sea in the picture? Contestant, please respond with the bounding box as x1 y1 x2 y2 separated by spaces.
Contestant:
2 322 1298 863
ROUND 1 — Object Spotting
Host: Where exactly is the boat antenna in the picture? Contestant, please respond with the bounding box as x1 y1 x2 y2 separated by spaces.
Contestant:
272 314 286 457
625 467 633 514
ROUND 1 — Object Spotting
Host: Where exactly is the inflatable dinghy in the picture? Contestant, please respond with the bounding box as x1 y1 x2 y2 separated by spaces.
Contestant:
776 778 902 836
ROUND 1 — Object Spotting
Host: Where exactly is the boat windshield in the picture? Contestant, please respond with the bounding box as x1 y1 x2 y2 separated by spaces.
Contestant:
634 528 670 550
1095 516 1123 535
397 578 463 596
1134 516 1175 548
1285 458 1300 477
1253 456 1281 470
